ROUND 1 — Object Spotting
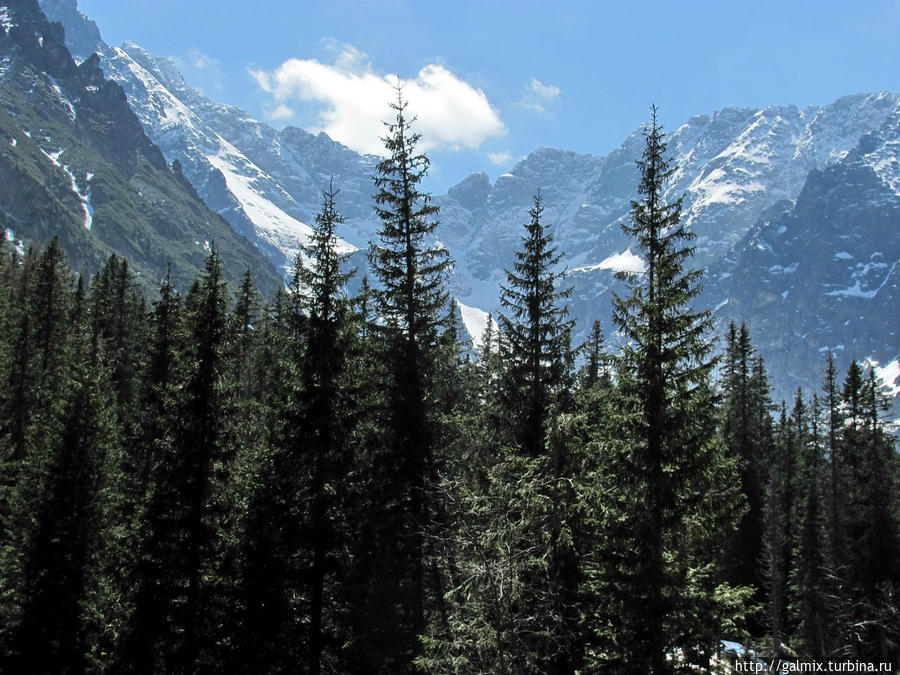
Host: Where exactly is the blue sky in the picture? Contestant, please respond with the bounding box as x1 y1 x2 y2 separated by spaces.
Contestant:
78 0 900 192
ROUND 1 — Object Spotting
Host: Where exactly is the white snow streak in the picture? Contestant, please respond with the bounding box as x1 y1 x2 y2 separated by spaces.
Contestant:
871 359 900 398
0 7 12 34
456 300 490 351
570 248 646 275
207 135 356 276
39 148 94 230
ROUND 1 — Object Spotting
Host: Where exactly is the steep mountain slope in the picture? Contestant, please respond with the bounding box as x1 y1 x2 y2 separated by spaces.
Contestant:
40 0 899 402
0 0 280 296
713 108 900 396
40 0 367 277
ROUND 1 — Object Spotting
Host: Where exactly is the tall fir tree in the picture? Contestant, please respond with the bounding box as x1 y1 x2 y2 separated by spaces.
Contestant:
498 193 574 456
822 353 846 576
365 85 453 671
720 322 767 607
580 319 610 390
498 192 581 673
594 108 747 672
423 194 584 674
788 393 830 660
0 239 80 665
849 369 900 660
115 249 235 674
296 182 356 674
99 269 183 673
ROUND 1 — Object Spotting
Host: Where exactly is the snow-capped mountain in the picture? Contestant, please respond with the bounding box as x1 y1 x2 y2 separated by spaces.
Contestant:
437 94 898 313
40 0 900 403
40 0 372 279
712 107 900 397
0 0 280 295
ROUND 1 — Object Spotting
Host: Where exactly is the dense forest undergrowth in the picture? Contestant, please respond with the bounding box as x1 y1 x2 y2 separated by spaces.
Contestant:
1 96 898 674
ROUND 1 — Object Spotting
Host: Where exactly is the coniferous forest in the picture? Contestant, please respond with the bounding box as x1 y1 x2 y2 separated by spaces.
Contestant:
1 93 899 674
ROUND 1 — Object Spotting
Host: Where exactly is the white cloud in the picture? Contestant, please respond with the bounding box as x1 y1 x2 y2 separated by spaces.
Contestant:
529 78 560 100
518 77 561 114
250 45 506 155
267 104 295 121
487 150 513 166
174 48 225 96
188 48 219 71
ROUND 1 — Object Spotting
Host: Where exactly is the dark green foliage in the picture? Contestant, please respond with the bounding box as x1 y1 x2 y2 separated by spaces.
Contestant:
838 366 900 661
580 319 610 390
760 459 788 657
14 332 119 674
1 240 76 658
498 193 574 456
788 393 829 660
495 193 581 673
113 248 237 674
593 108 748 672
421 194 584 674
823 354 846 573
363 87 453 671
0 90 898 675
720 323 768 604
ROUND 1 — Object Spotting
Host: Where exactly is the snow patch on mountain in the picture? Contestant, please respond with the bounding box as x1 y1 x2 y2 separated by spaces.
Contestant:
871 359 900 399
110 45 199 134
38 146 93 229
860 97 900 196
688 167 766 210
208 139 355 275
47 76 76 120
0 6 12 34
457 300 490 351
96 42 358 275
571 248 645 275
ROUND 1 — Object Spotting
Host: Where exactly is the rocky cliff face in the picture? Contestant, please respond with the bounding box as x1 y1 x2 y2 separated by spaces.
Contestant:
0 0 280 295
712 108 900 397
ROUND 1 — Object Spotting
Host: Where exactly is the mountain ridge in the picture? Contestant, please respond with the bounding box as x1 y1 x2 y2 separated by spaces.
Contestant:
37 0 900 404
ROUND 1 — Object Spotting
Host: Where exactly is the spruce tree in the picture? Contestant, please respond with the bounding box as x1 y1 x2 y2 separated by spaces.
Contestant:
116 249 235 673
424 194 583 674
821 353 847 580
789 393 829 660
14 312 120 675
851 370 900 659
296 182 356 674
0 239 81 666
498 192 574 456
365 86 453 671
228 285 300 675
498 192 581 672
581 319 609 390
761 460 788 658
111 268 184 674
596 107 746 672
720 322 766 603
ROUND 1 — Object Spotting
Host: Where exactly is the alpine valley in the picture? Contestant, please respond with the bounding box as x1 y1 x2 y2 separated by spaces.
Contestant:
15 0 900 405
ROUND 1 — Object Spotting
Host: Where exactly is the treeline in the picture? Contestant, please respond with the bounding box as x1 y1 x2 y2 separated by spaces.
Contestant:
0 96 898 674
